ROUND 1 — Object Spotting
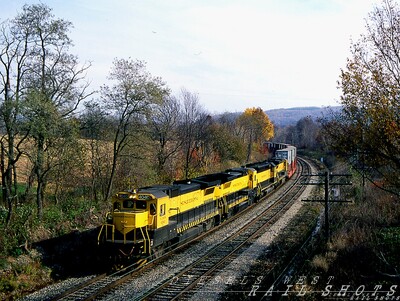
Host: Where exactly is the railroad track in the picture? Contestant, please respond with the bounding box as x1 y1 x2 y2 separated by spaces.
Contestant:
50 259 147 301
51 158 311 301
262 158 325 295
219 157 323 300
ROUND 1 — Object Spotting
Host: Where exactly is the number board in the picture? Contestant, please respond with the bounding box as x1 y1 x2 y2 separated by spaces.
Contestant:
117 193 130 199
138 194 152 201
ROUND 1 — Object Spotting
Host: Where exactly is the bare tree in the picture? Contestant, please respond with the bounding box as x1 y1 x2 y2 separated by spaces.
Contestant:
295 116 321 149
101 58 169 200
150 95 182 182
207 120 246 169
80 101 110 201
178 89 211 178
0 20 30 224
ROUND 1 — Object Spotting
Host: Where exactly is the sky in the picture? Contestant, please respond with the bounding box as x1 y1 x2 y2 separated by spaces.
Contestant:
0 0 383 113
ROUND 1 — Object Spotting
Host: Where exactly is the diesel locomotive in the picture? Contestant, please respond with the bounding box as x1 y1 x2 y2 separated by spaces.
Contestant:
97 143 296 262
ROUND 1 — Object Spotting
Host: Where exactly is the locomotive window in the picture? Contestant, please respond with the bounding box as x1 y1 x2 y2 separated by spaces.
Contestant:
113 202 121 211
205 188 214 195
160 204 166 216
136 200 147 209
123 200 134 208
150 203 156 215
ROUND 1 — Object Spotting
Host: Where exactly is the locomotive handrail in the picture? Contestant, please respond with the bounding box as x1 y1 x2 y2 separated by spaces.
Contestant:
148 217 158 231
97 225 104 245
97 223 115 245
140 226 150 254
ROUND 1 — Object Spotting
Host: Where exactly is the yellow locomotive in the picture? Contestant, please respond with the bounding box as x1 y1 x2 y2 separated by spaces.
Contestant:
98 144 294 262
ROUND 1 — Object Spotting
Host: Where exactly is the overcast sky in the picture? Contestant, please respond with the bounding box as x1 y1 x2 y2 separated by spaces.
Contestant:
1 0 382 113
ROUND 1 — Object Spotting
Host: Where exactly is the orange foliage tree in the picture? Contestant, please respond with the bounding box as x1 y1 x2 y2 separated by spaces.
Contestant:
238 107 274 162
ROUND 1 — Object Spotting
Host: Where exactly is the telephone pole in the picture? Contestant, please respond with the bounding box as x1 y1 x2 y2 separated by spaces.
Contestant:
302 171 352 241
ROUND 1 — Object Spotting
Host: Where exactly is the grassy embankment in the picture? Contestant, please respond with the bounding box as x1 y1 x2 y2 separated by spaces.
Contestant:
307 183 400 295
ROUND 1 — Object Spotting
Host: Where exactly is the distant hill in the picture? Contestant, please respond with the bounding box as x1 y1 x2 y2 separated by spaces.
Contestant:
266 106 341 127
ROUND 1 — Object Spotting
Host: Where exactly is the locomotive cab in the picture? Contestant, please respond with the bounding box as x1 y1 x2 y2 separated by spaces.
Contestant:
98 191 155 259
112 193 149 239
98 189 174 261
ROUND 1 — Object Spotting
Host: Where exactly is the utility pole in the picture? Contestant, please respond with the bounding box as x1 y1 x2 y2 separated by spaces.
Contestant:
302 170 352 242
324 171 330 240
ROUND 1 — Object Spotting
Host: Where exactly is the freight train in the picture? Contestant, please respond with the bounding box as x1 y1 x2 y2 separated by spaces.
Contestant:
98 143 296 263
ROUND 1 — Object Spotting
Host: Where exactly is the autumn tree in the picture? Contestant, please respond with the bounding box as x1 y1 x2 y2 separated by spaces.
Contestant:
101 58 169 200
209 112 247 167
208 121 246 168
321 0 400 194
237 107 274 162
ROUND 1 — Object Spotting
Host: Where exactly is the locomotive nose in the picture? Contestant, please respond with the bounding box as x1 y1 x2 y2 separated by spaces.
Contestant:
114 211 149 235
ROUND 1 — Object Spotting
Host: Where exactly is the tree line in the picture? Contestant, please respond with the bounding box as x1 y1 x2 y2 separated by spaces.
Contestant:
0 4 275 225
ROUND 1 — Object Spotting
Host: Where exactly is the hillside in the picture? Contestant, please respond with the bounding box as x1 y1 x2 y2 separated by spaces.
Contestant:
266 106 341 127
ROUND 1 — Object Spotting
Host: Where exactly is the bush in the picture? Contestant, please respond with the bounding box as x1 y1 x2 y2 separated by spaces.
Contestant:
0 204 35 256
0 195 103 299
309 183 400 286
0 195 102 257
0 253 52 300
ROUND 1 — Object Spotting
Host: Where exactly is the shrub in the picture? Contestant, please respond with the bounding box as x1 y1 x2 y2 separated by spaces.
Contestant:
309 182 400 286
